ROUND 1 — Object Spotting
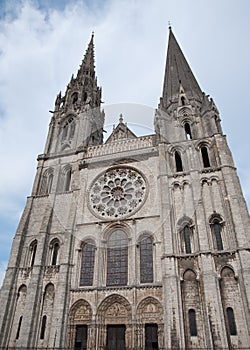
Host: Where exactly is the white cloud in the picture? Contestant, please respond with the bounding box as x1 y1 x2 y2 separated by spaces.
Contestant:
0 0 249 272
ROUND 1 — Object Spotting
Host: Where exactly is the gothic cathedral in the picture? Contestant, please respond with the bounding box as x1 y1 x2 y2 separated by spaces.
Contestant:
1 29 250 350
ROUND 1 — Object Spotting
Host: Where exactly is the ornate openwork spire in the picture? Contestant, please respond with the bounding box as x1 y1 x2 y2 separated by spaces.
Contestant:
77 32 95 80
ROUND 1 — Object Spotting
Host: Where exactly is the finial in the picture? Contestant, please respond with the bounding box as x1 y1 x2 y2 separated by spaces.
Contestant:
168 21 172 30
92 31 94 38
119 114 123 123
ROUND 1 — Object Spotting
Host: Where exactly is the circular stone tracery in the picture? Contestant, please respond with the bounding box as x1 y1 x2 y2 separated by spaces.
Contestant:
88 167 147 219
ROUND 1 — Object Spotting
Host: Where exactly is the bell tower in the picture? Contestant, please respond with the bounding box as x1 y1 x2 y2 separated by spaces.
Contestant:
45 33 104 156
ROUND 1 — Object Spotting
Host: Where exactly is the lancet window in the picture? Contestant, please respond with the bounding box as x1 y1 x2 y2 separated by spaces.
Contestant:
80 241 95 286
140 236 153 283
107 229 128 286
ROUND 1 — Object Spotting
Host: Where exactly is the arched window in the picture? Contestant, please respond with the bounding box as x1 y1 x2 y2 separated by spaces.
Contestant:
40 169 53 195
40 315 47 340
51 241 59 266
58 165 72 193
107 229 128 286
61 116 75 142
65 168 72 192
183 225 191 254
188 309 197 336
29 240 37 267
175 151 183 172
16 316 23 340
80 242 95 286
201 146 210 168
226 307 237 335
184 122 192 140
62 124 68 141
181 96 186 106
212 220 223 250
140 236 153 283
69 121 75 139
72 92 78 104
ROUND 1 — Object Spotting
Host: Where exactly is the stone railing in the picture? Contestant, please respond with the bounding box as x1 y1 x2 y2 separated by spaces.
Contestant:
86 135 155 158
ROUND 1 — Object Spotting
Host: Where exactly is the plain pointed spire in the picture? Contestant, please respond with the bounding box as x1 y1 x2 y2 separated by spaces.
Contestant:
161 28 203 108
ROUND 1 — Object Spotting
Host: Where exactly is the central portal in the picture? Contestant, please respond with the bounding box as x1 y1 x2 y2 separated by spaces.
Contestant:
106 325 126 350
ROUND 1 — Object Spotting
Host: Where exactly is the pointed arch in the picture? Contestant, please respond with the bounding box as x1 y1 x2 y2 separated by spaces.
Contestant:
49 239 60 266
29 240 37 267
209 214 224 251
80 240 96 286
107 229 128 286
60 114 76 147
58 164 72 193
39 168 54 195
140 235 153 283
177 217 194 254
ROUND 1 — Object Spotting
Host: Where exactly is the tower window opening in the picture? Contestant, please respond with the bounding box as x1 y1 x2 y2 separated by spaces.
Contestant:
181 96 186 106
65 169 72 192
47 173 53 194
188 309 197 336
184 123 192 140
201 146 210 168
212 221 223 250
51 242 59 266
16 316 23 339
62 124 68 141
72 92 78 104
183 225 191 254
83 92 88 102
226 307 237 335
30 241 37 267
40 315 47 340
175 151 183 172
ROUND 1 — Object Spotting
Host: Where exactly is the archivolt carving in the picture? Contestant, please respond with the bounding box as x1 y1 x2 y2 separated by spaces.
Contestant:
97 294 131 320
69 299 92 323
137 297 163 322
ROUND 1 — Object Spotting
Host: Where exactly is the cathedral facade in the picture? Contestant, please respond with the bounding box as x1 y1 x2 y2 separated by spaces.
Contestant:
0 29 250 350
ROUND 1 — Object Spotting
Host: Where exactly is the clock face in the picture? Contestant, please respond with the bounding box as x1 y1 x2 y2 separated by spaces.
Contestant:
88 166 148 220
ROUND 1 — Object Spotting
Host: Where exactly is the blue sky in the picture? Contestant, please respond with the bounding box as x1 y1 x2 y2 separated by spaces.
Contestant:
0 0 250 285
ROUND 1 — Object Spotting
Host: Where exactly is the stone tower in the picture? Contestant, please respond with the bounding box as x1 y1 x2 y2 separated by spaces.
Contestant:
0 29 250 350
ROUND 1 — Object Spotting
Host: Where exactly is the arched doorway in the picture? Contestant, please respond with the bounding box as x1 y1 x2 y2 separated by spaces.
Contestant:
136 297 164 350
97 294 132 350
67 299 93 350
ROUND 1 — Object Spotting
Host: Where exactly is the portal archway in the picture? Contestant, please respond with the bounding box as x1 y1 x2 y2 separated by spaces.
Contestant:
67 299 93 350
97 294 132 350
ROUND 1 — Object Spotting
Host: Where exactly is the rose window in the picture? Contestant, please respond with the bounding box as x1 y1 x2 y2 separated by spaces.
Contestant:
88 167 147 219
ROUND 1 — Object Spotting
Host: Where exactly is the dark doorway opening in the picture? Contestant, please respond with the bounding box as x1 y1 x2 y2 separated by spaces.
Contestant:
106 324 126 350
145 323 158 350
74 325 88 350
